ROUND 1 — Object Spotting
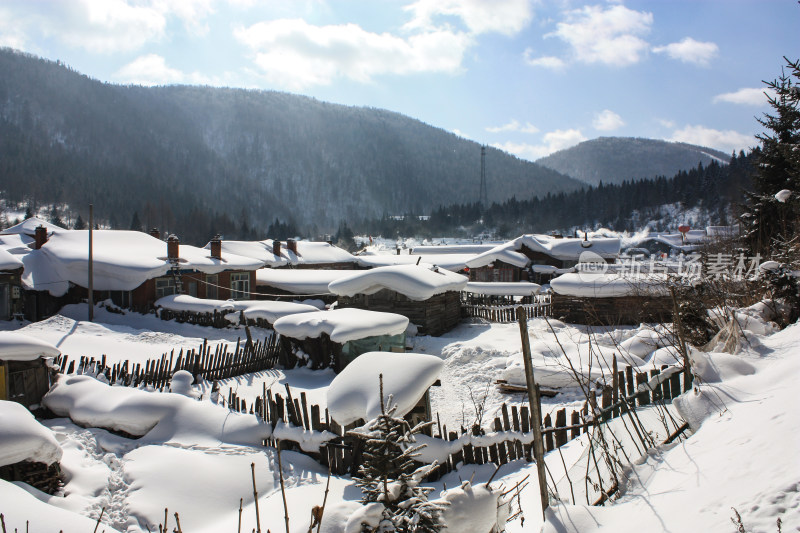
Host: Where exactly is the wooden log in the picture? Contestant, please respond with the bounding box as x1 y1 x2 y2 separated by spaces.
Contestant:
601 387 612 422
494 418 508 464
636 373 650 406
570 411 581 439
520 406 533 461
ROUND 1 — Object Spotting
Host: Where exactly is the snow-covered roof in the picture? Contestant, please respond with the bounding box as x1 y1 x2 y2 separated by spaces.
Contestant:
280 240 358 266
355 253 472 272
0 331 60 361
207 240 287 268
464 281 541 296
328 264 467 301
466 234 620 269
411 244 496 255
326 351 444 425
0 400 62 467
550 272 670 298
0 246 24 271
0 233 33 253
1 217 63 237
255 268 357 295
155 294 320 324
273 308 409 343
22 230 263 296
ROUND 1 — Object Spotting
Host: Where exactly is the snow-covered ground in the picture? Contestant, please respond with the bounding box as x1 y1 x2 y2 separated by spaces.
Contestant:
0 302 797 532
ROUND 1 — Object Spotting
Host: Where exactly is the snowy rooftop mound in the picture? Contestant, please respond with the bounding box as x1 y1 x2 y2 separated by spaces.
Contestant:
464 281 541 296
281 240 357 266
328 264 468 301
0 331 60 361
0 233 34 253
0 400 62 467
411 244 497 255
273 308 409 343
156 294 237 313
466 234 620 269
355 253 472 272
1 216 63 237
550 272 670 298
256 268 358 295
327 351 444 425
228 300 321 324
0 246 24 270
207 240 288 268
23 230 263 296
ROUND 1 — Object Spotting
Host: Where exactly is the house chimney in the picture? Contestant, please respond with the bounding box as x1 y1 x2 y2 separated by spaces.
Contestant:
287 238 297 254
149 228 161 240
34 225 48 249
210 234 222 259
167 234 179 260
273 240 281 257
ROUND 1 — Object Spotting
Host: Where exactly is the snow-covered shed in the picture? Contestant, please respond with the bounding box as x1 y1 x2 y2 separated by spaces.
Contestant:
327 351 444 430
466 234 620 284
0 247 24 319
0 399 63 494
549 271 673 325
329 264 468 336
0 332 60 410
20 230 264 318
355 252 473 273
155 294 319 328
272 308 409 371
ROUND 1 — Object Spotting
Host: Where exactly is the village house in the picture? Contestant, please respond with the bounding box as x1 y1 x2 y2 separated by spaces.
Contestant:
12 227 263 320
0 332 60 410
329 264 468 336
272 307 409 371
465 234 621 284
0 247 24 320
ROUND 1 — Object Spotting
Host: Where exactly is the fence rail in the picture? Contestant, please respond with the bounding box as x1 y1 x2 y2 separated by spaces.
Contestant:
223 361 691 478
53 334 282 389
462 300 552 323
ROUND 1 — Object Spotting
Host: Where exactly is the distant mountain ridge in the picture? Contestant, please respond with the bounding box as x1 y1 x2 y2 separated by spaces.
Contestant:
0 48 582 243
536 137 732 186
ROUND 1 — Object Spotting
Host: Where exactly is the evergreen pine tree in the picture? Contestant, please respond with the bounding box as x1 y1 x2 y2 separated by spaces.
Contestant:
741 57 800 259
73 214 86 230
129 211 143 232
349 376 445 532
48 205 66 228
24 205 34 220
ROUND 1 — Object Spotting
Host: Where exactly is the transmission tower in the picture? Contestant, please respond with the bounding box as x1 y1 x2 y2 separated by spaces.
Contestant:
479 145 488 210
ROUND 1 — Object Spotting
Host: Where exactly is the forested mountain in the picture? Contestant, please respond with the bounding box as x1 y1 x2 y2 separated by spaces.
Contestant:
536 137 732 186
0 48 581 244
362 151 756 238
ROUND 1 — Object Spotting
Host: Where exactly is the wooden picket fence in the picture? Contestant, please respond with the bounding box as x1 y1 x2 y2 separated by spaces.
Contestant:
157 308 276 330
462 300 552 323
53 334 282 389
223 361 692 479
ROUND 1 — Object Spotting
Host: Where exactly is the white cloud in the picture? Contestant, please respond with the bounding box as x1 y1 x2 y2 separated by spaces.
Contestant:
113 54 221 86
0 0 219 54
234 18 471 89
593 109 625 131
669 125 755 153
523 48 565 69
713 87 774 105
403 0 533 36
493 128 587 160
548 5 653 67
652 37 718 66
486 119 539 134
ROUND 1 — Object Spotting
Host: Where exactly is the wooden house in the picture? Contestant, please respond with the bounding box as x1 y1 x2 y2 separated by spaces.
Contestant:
272 308 409 372
466 234 621 284
0 248 24 320
16 229 263 319
0 332 60 410
329 264 468 336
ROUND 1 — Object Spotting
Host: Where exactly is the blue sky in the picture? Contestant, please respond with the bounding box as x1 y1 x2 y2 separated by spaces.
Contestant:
1 0 797 160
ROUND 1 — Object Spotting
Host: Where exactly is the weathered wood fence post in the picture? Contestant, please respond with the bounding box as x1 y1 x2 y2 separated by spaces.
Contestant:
517 306 550 519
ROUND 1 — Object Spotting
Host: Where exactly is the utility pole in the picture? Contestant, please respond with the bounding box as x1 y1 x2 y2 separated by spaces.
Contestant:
88 204 94 322
517 306 549 519
479 145 488 211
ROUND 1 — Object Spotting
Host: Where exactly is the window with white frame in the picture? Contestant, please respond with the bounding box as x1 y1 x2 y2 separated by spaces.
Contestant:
155 277 177 299
230 272 250 300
